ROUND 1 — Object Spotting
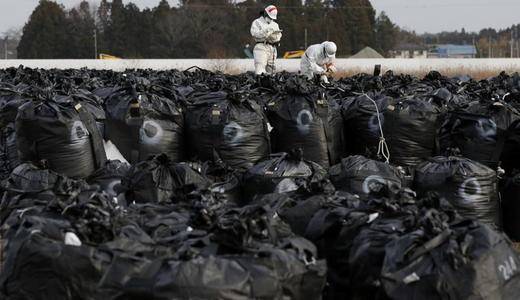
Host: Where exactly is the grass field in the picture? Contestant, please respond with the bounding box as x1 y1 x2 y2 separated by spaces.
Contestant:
1 58 520 79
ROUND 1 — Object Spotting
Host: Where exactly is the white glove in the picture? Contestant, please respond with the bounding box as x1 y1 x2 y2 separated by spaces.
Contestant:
267 32 282 43
315 66 326 74
320 75 330 84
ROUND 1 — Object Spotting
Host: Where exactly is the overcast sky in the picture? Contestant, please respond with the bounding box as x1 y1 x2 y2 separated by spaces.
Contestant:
1 0 519 35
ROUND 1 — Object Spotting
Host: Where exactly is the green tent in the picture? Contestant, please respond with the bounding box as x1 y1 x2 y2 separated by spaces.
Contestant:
350 47 384 59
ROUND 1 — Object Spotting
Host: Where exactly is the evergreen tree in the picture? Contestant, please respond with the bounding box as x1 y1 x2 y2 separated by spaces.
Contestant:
107 0 126 56
96 0 111 55
68 1 96 59
123 3 149 58
346 0 376 53
16 0 395 59
375 11 397 57
149 0 175 58
18 0 70 58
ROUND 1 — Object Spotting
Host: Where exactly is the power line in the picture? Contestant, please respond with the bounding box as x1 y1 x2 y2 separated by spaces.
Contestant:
176 2 520 9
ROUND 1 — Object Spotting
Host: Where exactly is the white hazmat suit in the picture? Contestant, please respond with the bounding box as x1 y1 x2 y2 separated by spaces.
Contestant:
300 42 337 83
250 16 282 75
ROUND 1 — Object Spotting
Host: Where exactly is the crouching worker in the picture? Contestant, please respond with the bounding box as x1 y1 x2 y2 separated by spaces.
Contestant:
300 41 337 83
250 5 282 75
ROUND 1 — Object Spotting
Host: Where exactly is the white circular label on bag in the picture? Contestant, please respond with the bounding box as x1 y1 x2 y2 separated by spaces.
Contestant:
296 110 313 135
106 179 121 196
140 120 164 145
362 175 387 194
458 177 482 203
475 118 497 142
223 121 244 144
71 120 89 140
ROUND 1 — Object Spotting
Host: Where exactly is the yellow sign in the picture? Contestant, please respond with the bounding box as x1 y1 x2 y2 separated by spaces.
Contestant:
99 53 121 60
283 50 305 59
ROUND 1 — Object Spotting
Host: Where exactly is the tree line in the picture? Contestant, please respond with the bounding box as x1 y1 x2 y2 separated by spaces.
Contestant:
17 0 398 59
15 0 520 59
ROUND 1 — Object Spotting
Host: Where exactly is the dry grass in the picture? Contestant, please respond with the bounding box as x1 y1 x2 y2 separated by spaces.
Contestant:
333 67 518 80
206 59 517 79
207 59 237 74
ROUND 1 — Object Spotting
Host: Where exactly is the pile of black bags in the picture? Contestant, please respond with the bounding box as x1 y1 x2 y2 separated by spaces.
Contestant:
0 67 520 299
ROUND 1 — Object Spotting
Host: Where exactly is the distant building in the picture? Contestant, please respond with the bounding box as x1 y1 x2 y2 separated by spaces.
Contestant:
391 43 429 58
428 44 477 58
0 37 18 59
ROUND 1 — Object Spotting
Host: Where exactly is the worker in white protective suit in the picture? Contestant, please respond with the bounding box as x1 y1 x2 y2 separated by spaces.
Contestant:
250 5 282 75
300 41 338 83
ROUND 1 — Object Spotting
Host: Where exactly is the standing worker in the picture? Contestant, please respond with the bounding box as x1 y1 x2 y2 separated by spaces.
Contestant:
250 5 282 75
300 41 338 83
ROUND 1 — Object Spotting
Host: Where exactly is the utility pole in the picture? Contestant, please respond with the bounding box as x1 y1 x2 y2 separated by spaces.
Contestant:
3 36 7 59
514 26 520 58
325 11 329 41
488 36 491 58
304 28 308 49
511 29 514 58
93 29 98 59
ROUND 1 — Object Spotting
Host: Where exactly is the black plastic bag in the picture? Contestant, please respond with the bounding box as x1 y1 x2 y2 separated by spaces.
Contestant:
502 120 520 174
187 160 243 204
381 221 520 300
0 87 27 179
242 149 330 202
341 93 389 158
346 214 414 299
439 101 520 171
329 155 403 196
0 162 91 224
0 124 18 180
266 78 344 168
185 90 270 171
0 215 107 300
256 193 326 237
214 201 294 249
384 98 440 168
105 85 185 163
414 156 500 228
121 154 210 204
303 199 373 299
16 94 106 178
100 239 326 300
87 160 130 197
502 174 520 241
